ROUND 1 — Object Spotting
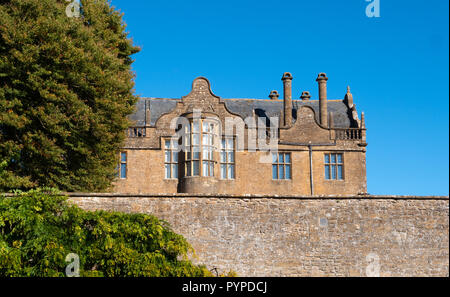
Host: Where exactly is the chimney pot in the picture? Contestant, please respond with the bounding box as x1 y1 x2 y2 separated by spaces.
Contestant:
316 72 328 82
269 90 279 100
282 72 293 81
300 91 311 101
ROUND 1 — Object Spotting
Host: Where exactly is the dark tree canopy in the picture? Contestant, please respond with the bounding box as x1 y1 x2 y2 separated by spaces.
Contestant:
0 0 140 191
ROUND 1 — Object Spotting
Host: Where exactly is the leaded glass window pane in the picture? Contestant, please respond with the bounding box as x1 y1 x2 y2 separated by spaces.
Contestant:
118 152 127 179
279 165 285 179
165 164 171 179
172 164 178 179
120 164 126 179
229 165 235 179
209 162 214 177
202 161 208 177
324 153 344 180
286 165 291 179
164 140 179 179
193 121 200 133
221 165 227 179
220 137 235 179
165 151 170 162
338 165 343 180
193 161 200 176
272 153 291 180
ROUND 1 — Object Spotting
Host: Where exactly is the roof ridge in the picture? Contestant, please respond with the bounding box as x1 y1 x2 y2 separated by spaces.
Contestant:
138 97 344 102
139 97 180 100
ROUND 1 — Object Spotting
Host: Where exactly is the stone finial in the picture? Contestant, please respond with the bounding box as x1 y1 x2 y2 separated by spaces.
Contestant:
269 90 279 100
145 100 151 127
345 85 354 108
329 112 335 128
248 109 257 129
300 91 311 101
361 111 366 129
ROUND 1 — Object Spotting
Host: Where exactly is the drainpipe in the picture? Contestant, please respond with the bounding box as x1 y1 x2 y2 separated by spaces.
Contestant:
279 141 337 195
309 145 314 195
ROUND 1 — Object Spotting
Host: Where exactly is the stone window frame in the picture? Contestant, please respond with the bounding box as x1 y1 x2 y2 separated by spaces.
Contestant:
118 151 127 179
324 153 344 180
164 139 179 180
272 152 292 180
185 119 217 177
220 136 235 180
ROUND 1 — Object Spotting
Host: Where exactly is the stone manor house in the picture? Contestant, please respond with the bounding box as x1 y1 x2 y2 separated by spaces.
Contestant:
114 73 368 195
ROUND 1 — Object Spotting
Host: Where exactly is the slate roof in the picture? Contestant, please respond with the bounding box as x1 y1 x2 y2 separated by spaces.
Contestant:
129 98 355 128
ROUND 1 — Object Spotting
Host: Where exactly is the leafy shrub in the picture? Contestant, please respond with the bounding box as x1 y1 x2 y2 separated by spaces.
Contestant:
0 189 212 277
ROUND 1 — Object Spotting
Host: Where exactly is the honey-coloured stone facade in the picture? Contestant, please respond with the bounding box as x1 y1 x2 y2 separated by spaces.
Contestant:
114 73 368 195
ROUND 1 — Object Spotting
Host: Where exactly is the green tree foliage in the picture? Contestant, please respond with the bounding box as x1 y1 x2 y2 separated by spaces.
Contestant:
0 189 212 277
0 0 140 191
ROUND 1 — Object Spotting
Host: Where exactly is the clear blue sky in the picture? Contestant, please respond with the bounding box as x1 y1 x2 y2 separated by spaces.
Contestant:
110 0 449 196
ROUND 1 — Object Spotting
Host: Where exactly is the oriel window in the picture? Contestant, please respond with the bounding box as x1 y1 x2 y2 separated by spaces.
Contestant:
185 119 217 177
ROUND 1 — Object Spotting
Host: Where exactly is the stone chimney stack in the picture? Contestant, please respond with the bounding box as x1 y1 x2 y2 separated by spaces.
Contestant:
316 72 329 127
282 72 293 127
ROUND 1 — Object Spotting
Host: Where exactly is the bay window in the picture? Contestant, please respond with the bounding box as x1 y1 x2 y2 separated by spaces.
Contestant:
185 119 217 177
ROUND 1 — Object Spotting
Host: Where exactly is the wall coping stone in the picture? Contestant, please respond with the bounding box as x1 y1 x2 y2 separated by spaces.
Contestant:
2 193 447 200
64 193 449 200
